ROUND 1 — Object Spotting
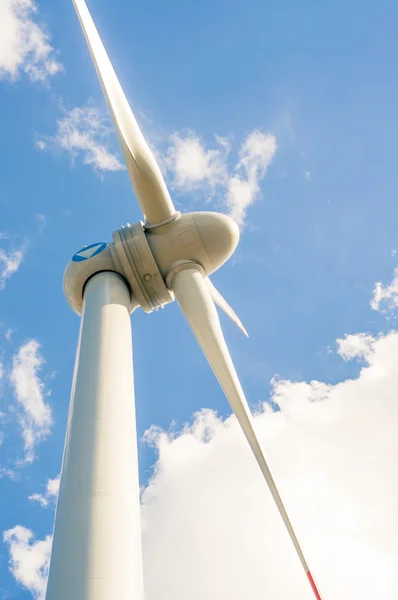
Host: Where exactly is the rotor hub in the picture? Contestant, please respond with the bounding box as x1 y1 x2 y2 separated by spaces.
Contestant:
63 211 239 315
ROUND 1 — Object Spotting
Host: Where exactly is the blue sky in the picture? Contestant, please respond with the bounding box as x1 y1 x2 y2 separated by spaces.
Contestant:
1 0 398 598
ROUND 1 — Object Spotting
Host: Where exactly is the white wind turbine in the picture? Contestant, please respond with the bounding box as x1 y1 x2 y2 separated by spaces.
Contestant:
45 1 323 599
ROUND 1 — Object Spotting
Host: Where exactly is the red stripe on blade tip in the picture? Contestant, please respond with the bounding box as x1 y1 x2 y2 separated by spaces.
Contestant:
306 570 322 600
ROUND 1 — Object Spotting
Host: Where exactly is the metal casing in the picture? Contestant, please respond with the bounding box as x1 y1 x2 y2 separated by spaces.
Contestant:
63 244 130 315
112 222 174 313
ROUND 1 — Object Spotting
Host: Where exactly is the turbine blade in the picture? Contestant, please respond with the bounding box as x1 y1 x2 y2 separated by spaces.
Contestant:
72 0 177 226
172 267 322 600
206 278 248 337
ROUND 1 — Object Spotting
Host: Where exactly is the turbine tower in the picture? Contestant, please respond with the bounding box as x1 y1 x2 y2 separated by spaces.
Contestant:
45 1 322 599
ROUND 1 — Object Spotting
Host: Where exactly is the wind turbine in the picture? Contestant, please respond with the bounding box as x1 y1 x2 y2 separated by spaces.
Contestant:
45 1 322 599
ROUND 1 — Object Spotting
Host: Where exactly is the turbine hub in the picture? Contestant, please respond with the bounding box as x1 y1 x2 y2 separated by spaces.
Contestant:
63 211 239 315
145 211 240 279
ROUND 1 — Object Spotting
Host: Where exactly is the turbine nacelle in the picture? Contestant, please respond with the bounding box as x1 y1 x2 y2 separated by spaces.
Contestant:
64 211 239 315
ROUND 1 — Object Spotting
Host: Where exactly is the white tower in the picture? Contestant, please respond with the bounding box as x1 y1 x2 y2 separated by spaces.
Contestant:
46 272 143 599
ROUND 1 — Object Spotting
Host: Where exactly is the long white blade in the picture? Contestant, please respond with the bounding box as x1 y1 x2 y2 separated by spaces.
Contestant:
172 267 322 600
206 278 248 337
72 0 177 226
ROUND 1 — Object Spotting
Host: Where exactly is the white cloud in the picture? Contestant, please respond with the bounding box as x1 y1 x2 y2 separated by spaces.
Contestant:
9 340 52 462
29 474 60 508
305 170 312 181
140 330 398 600
336 332 375 361
5 327 15 341
165 131 228 190
0 466 17 480
165 130 276 227
226 131 277 226
0 244 25 290
1 407 15 478
38 106 125 173
35 214 47 233
3 526 51 600
371 268 398 312
0 408 15 479
35 140 47 151
0 0 62 82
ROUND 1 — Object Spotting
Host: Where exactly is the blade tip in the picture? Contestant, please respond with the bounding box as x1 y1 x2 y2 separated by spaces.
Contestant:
236 320 249 337
239 323 249 337
306 570 322 600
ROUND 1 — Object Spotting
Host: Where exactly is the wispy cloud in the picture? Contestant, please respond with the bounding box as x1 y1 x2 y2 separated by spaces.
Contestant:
165 130 276 227
5 328 15 342
29 474 60 508
0 0 62 82
38 113 275 223
0 243 26 290
371 268 398 313
336 332 375 361
1 370 17 480
35 214 47 233
3 526 51 600
165 131 229 190
37 105 125 173
0 466 17 480
226 131 276 226
9 340 52 463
